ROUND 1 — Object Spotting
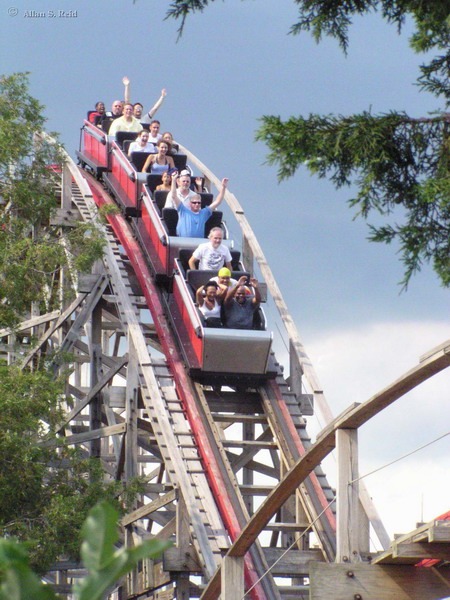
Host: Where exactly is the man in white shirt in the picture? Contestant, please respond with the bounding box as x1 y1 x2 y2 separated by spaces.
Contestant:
188 228 232 271
164 170 198 208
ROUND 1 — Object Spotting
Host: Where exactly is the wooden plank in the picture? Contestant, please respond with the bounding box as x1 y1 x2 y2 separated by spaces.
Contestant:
222 440 277 449
393 542 450 562
125 343 139 481
430 525 450 543
20 292 89 368
264 523 309 532
121 490 177 527
336 428 360 562
163 546 202 574
263 548 324 577
420 339 450 363
310 563 450 600
0 310 60 338
44 423 126 447
56 356 128 430
211 414 267 424
222 556 244 600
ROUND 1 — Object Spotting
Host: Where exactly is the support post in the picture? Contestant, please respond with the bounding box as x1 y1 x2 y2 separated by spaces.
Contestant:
89 301 102 458
221 555 244 600
242 234 253 276
125 341 138 482
336 428 360 562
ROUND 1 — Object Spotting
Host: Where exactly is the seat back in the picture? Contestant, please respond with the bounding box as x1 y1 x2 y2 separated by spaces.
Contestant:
116 131 139 150
154 190 169 214
145 173 163 193
99 117 114 133
162 207 178 236
230 250 241 270
204 211 222 237
173 154 187 172
186 269 218 291
200 193 213 208
130 151 154 172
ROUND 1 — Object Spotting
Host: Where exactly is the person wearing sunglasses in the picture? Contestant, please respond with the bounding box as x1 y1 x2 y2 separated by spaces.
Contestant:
169 172 229 238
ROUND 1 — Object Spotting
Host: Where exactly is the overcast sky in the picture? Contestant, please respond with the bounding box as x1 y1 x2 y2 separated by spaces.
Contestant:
2 0 449 543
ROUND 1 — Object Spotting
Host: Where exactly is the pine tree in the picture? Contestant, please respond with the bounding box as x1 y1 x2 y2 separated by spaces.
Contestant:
166 1 450 287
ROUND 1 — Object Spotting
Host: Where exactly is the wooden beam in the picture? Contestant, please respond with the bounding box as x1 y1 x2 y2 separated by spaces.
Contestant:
20 292 89 368
309 563 450 600
336 428 360 562
222 556 244 600
199 344 450 600
43 423 126 447
57 356 128 431
0 310 60 338
121 490 177 527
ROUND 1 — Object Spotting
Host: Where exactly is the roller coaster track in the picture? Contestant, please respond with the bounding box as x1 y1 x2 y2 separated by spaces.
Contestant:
7 136 449 599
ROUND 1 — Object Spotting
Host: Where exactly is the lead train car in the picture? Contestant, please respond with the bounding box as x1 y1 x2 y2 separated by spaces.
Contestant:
77 119 277 383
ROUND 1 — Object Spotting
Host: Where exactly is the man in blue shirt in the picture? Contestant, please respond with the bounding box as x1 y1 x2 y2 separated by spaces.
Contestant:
169 171 228 238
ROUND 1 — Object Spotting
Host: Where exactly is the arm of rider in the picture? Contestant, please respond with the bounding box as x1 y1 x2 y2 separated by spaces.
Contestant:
122 76 130 104
224 274 247 306
209 178 229 211
170 171 181 208
142 154 154 173
188 254 198 270
225 261 232 271
195 285 205 306
250 278 261 306
147 88 167 119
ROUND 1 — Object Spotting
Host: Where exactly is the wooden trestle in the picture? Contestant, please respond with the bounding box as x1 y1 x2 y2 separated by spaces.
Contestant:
3 140 449 600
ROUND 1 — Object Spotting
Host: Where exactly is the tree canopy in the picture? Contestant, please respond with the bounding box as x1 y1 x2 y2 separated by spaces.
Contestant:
166 0 450 287
0 73 105 328
0 74 131 574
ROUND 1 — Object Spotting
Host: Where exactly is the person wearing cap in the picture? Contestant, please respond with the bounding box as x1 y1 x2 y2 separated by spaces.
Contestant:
211 267 238 300
188 228 232 271
164 170 199 208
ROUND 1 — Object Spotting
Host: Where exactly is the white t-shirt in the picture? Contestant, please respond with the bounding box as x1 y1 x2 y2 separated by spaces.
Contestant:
193 242 232 271
148 133 162 144
128 141 156 154
164 188 199 209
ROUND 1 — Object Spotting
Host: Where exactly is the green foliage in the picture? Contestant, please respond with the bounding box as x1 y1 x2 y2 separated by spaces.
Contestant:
0 502 172 600
75 502 171 600
256 111 450 287
0 73 105 328
0 539 58 600
166 1 450 287
0 367 133 573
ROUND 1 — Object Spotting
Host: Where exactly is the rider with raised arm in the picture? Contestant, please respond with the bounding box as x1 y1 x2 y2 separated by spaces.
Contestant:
224 276 261 329
122 77 167 124
169 172 228 238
